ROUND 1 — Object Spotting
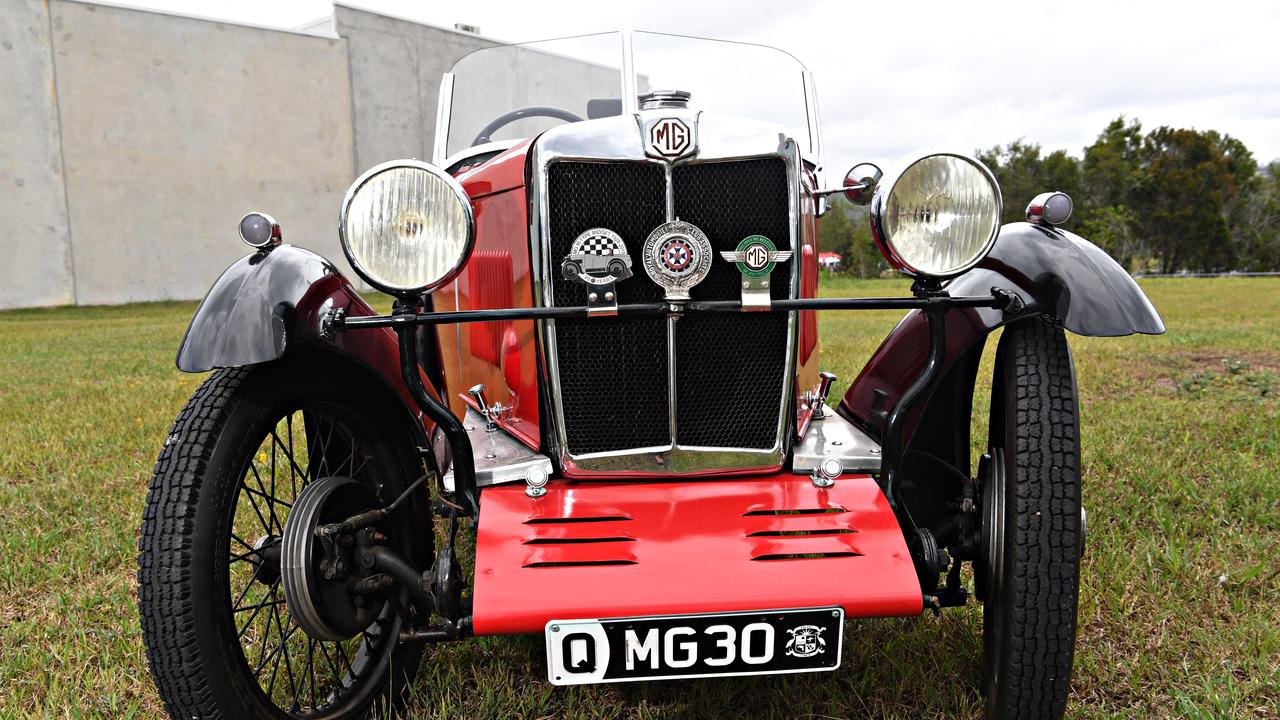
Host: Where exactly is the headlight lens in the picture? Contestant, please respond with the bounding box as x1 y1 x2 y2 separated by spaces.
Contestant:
339 160 474 295
870 153 1002 278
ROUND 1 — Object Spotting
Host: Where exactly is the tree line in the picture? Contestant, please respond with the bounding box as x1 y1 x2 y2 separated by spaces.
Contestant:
820 117 1280 276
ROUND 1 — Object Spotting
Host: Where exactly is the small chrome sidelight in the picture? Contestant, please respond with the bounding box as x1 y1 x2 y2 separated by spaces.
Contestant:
1026 191 1074 226
237 212 281 249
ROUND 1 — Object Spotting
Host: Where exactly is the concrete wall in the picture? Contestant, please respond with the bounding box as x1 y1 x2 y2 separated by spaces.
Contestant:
0 1 622 309
48 0 356 306
0 1 74 308
334 4 496 174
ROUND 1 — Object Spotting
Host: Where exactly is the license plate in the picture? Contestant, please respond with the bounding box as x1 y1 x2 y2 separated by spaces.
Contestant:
545 607 844 685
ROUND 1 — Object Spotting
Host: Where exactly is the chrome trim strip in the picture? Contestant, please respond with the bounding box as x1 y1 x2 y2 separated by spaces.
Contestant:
802 70 824 179
666 315 678 443
433 73 454 167
530 111 803 477
620 30 638 115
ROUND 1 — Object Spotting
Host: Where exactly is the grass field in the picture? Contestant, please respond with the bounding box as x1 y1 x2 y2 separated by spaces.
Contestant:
1 277 1278 719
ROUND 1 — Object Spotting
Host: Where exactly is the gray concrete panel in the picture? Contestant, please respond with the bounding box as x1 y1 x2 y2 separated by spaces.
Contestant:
50 0 356 305
0 1 74 309
334 4 496 174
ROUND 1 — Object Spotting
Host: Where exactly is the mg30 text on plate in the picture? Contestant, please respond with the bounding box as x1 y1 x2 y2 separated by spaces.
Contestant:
545 607 844 685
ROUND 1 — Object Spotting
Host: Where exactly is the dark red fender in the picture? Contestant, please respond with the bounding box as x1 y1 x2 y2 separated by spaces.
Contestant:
471 474 923 635
176 244 442 428
840 222 1165 442
295 272 443 425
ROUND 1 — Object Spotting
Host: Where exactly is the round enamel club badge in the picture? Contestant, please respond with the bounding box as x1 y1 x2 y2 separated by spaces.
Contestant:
642 220 712 301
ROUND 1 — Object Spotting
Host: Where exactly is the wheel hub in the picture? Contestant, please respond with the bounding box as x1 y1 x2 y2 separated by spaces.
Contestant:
281 476 383 641
249 535 281 585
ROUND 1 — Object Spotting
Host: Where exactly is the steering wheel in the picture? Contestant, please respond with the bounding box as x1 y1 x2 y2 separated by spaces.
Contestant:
472 106 584 146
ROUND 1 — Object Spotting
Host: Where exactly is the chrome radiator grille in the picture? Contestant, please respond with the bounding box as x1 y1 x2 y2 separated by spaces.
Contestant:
544 157 794 462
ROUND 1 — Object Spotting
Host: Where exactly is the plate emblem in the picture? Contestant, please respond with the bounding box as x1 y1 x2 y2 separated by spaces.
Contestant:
562 228 632 285
784 625 827 659
647 117 692 159
720 235 792 309
562 228 632 315
642 220 712 302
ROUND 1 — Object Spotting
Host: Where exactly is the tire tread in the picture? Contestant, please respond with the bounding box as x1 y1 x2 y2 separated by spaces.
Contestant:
992 315 1081 720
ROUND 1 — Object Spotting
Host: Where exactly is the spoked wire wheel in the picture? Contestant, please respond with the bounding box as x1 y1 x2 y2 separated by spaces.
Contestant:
139 360 428 719
228 408 394 715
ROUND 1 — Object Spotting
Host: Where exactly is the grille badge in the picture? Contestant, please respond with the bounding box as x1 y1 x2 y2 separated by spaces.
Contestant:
721 235 793 310
642 220 713 303
561 228 633 316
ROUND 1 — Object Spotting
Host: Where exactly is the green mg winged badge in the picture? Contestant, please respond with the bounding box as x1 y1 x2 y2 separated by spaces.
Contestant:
721 235 793 309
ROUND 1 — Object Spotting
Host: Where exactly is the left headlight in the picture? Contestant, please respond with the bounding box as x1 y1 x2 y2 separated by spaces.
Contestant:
339 159 474 295
870 152 1002 278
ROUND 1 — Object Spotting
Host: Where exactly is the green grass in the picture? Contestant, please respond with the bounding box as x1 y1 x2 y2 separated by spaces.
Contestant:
2 279 1278 718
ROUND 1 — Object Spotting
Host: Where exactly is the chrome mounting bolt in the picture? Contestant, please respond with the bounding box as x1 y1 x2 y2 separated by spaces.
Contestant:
525 465 549 498
811 456 843 488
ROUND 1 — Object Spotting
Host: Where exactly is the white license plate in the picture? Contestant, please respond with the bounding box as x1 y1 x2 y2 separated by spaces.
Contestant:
545 607 844 685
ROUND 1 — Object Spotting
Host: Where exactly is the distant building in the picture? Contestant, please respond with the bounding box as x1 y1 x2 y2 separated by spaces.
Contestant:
0 1 543 309
818 252 842 271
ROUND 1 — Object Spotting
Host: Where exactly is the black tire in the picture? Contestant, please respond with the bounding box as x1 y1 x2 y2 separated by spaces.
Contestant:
980 316 1082 720
138 358 428 719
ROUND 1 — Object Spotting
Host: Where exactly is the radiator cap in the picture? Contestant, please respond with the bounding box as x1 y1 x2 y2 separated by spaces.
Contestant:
639 89 691 110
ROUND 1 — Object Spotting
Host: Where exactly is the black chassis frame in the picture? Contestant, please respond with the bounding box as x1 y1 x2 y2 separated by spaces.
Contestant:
332 283 1013 554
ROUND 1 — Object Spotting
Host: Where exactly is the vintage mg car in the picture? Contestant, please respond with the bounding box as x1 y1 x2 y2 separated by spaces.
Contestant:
137 31 1163 720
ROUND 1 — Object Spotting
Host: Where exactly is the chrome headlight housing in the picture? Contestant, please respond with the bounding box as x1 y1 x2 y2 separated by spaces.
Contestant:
870 152 1002 278
339 159 474 295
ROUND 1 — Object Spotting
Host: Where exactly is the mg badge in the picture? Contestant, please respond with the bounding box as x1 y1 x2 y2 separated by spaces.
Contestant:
642 220 712 303
646 117 693 160
784 625 827 659
720 235 792 309
562 228 632 315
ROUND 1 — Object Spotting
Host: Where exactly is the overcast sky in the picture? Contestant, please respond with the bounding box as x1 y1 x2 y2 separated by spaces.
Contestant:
116 0 1280 178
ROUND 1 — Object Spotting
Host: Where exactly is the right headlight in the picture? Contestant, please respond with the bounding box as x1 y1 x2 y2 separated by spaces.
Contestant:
869 152 1002 278
339 159 474 295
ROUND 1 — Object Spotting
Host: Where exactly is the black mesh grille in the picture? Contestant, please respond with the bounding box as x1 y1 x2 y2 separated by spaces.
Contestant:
547 162 669 454
673 159 791 448
546 157 792 456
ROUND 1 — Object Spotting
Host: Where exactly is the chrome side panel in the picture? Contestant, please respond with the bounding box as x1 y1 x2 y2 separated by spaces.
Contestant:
792 405 882 474
442 408 554 491
529 111 803 478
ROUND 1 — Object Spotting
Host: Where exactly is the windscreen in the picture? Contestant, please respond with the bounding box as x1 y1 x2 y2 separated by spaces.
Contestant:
442 32 815 161
445 33 624 158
